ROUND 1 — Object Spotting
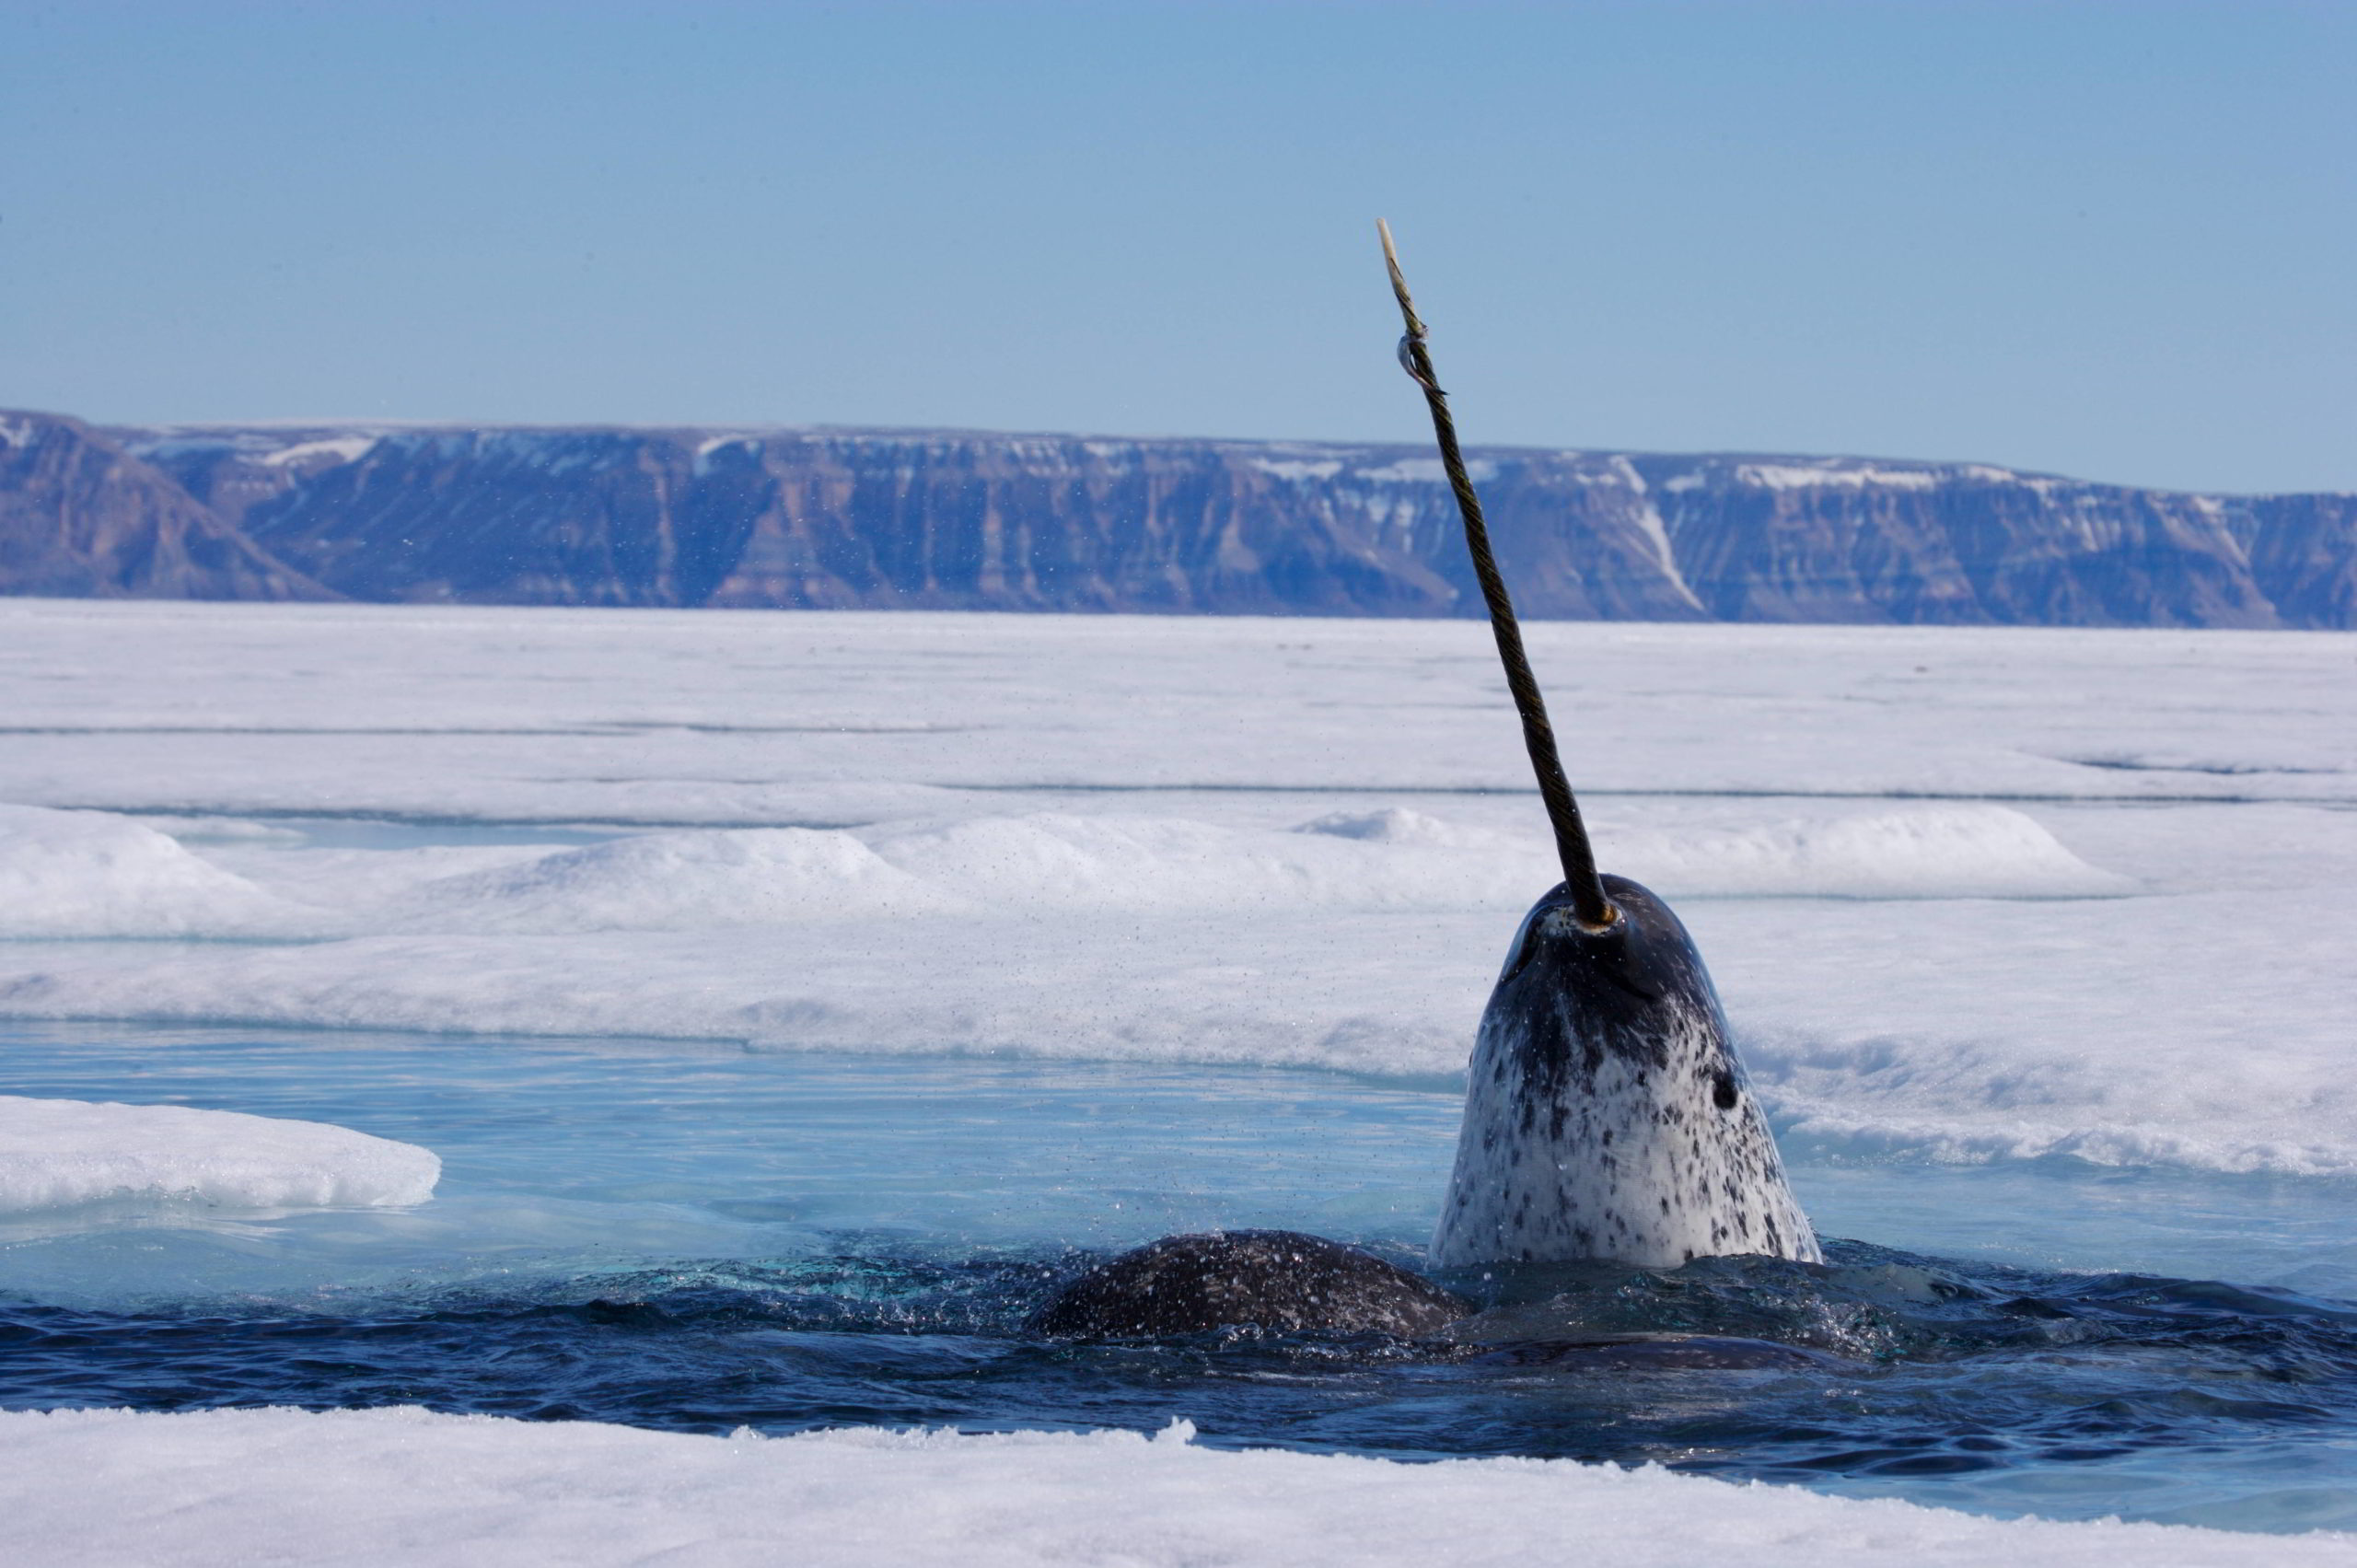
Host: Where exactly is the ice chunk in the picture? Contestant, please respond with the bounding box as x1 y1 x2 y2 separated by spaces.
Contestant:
0 1096 438 1214
0 1405 2344 1568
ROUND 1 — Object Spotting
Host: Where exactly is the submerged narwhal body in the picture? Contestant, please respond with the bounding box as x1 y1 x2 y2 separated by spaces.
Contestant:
1432 875 1817 1270
1028 223 1818 1338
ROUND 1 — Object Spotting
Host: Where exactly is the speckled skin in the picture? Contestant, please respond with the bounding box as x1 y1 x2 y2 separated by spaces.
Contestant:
1432 874 1820 1271
1028 1230 1470 1338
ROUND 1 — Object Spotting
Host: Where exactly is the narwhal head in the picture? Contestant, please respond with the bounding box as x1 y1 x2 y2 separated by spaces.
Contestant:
1431 872 1819 1272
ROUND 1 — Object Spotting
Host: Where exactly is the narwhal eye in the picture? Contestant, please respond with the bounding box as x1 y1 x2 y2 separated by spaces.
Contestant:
1712 1071 1740 1110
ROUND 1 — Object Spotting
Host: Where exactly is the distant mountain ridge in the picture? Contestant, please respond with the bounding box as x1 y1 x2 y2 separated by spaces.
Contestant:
0 407 2350 627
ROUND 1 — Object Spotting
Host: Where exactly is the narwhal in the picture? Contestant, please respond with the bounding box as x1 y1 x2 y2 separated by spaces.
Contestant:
1029 224 1817 1338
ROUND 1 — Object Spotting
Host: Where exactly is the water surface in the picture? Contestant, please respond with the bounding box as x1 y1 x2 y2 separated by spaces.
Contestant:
4 1021 2354 1535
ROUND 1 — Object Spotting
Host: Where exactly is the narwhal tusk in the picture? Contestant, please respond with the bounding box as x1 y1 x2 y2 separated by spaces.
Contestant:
1376 219 1615 930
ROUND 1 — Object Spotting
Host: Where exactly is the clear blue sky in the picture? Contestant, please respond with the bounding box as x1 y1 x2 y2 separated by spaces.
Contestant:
4 1 2351 494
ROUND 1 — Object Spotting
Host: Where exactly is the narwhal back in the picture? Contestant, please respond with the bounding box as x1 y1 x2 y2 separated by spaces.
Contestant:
1431 875 1819 1271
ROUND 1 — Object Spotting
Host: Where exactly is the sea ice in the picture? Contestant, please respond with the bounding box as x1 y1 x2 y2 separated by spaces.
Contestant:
0 1095 438 1214
0 601 2347 1178
0 1406 2346 1568
0 804 305 938
391 826 962 932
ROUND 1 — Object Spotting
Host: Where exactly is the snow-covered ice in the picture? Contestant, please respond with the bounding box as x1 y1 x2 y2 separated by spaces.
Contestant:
0 801 2123 938
0 1095 438 1214
2 1405 2348 1568
0 599 2347 1178
0 804 303 938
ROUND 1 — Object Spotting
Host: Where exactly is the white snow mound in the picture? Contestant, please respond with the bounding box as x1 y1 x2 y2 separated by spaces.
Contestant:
862 810 1531 911
0 1096 439 1214
396 828 963 932
0 801 2119 943
858 805 2119 913
1607 804 2132 900
0 1405 2345 1568
1294 806 1517 849
0 805 308 937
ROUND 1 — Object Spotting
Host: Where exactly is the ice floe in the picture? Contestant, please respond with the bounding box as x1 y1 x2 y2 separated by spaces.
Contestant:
0 1096 438 1214
0 1406 2345 1568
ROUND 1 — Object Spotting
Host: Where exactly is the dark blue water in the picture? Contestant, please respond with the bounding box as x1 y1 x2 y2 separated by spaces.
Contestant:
4 1021 2355 1534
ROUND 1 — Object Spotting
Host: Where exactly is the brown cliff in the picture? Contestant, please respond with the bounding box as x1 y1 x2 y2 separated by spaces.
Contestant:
0 412 329 601
0 409 2346 629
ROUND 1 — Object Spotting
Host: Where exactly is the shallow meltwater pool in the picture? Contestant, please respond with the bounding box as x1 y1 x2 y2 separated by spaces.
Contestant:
6 1022 2357 1536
